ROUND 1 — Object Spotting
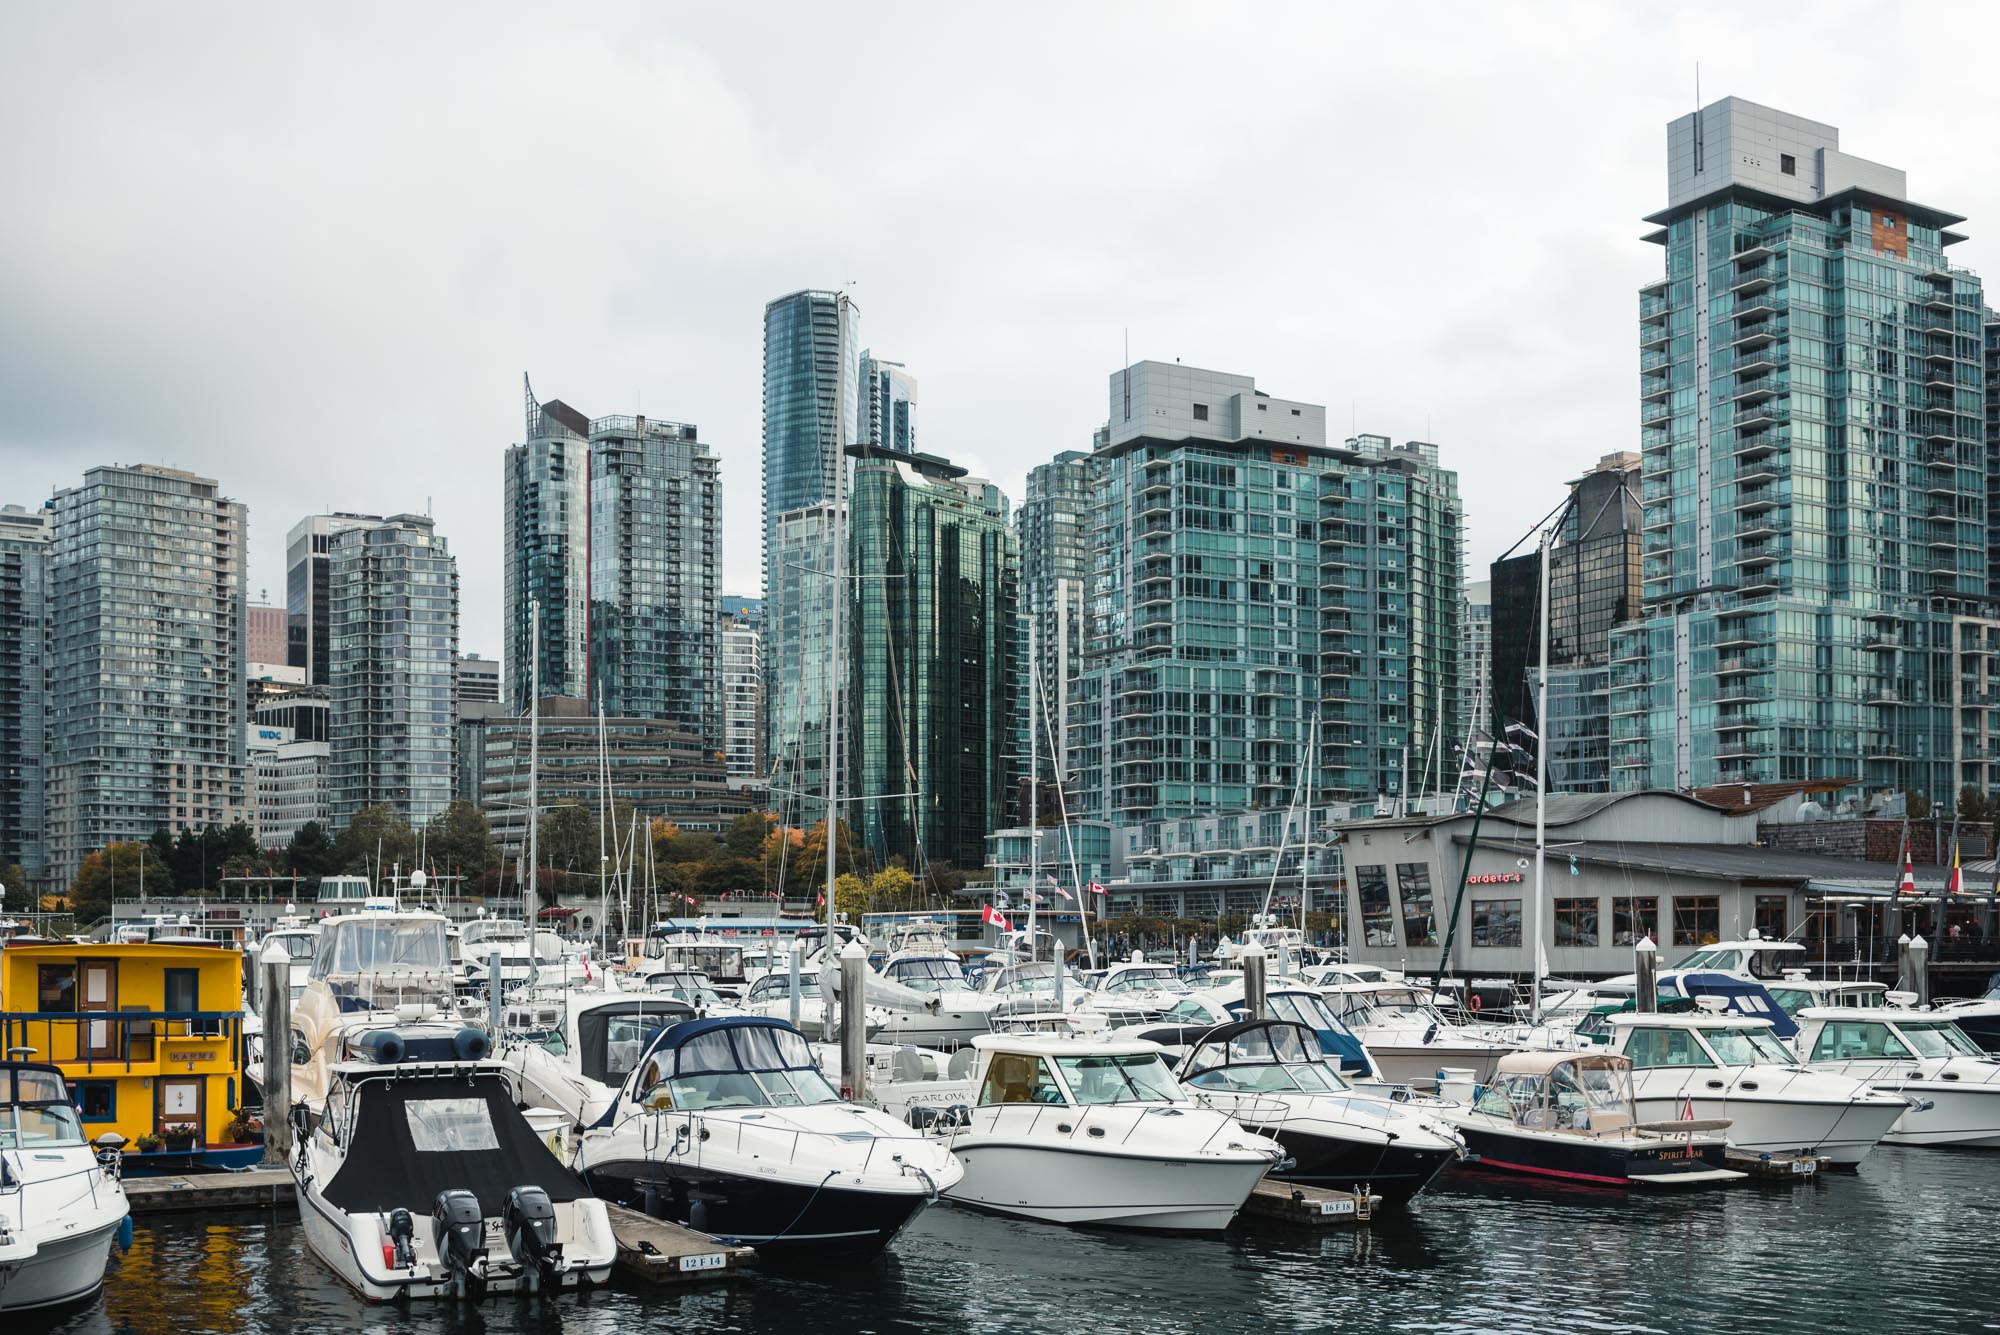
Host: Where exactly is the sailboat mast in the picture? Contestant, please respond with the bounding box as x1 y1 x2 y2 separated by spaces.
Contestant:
825 294 854 945
525 599 539 930
1027 616 1039 959
1530 524 1552 1026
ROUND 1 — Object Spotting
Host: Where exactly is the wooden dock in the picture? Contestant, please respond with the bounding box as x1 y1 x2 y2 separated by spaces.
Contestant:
125 1168 296 1214
1724 1150 1827 1182
604 1203 757 1284
1241 1180 1381 1227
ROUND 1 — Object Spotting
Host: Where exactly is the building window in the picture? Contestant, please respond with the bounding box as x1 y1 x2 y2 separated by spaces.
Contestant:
75 1083 116 1122
1554 897 1600 947
1613 897 1658 946
1780 153 1796 176
1355 865 1395 947
1192 403 1209 422
1754 895 1788 940
1673 896 1721 947
1396 863 1436 946
37 965 75 1014
1256 402 1268 412
1471 898 1522 947
1290 408 1301 417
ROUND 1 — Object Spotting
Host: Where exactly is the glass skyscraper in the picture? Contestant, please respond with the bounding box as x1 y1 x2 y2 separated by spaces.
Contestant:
859 352 917 453
846 445 1018 870
0 504 49 884
503 378 591 712
285 512 386 686
1018 446 1101 787
327 515 459 829
762 289 859 808
1609 98 1992 800
1071 362 1462 823
47 465 248 884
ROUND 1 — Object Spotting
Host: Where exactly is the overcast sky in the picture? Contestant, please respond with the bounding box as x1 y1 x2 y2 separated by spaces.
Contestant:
7 3 2000 657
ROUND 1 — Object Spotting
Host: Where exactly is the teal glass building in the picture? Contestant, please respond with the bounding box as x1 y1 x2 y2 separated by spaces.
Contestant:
1609 99 1992 800
503 379 591 712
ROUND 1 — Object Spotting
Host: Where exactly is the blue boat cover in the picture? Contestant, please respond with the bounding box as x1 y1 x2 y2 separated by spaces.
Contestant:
1664 971 1798 1039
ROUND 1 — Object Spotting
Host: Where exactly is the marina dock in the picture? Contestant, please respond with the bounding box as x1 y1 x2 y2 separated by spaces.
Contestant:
1241 1180 1380 1227
125 1168 297 1214
1725 1151 1828 1183
604 1203 758 1284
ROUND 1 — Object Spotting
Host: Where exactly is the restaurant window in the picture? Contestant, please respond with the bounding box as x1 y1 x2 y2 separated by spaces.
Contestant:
1554 897 1599 947
37 965 76 1014
1673 896 1721 947
1613 897 1658 947
1356 865 1396 947
1396 863 1436 946
1471 899 1522 948
1754 895 1788 940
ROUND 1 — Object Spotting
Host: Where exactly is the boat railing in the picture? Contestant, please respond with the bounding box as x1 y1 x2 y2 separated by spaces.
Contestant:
635 1107 939 1179
1185 1091 1294 1136
0 1010 240 1073
977 1098 1284 1156
325 970 457 1014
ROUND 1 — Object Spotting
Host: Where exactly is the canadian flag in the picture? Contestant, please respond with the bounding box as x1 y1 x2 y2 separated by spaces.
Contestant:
1088 881 1107 896
982 903 1010 931
1899 840 1917 896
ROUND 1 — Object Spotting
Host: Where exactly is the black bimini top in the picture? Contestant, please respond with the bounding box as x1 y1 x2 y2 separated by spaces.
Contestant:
320 1072 583 1218
1180 1019 1321 1075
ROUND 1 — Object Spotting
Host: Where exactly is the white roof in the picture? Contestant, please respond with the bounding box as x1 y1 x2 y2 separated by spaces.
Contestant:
1607 1012 1774 1030
970 1032 1164 1057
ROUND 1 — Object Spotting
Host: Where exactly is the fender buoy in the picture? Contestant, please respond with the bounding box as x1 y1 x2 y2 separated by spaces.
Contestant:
1469 994 1482 1014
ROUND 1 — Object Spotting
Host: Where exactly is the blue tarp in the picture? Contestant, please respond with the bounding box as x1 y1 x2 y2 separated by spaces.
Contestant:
1663 970 1798 1039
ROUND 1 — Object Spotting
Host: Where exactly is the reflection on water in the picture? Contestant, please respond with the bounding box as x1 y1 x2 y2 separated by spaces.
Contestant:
36 1150 2000 1335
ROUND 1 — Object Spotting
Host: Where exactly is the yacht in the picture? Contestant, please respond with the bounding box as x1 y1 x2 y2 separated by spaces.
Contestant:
1765 975 1889 1022
290 911 469 1112
504 990 699 1128
739 971 888 1038
938 1032 1284 1231
867 944 1003 1047
293 1047 616 1299
1159 982 1381 1078
1600 1009 1906 1165
459 919 552 994
1318 982 1518 1086
573 1016 962 1258
0 1063 130 1312
1930 978 2000 1054
1173 1019 1462 1205
1079 959 1200 1020
1435 1052 1743 1187
1794 1006 2000 1147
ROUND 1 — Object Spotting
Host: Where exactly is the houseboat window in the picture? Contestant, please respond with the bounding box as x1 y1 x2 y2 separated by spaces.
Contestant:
1612 897 1658 947
164 969 199 1013
1810 1021 1912 1061
1672 897 1720 947
1055 1053 1182 1105
75 1083 116 1121
37 965 76 1013
1705 1026 1795 1066
1894 1022 1981 1059
1623 1027 1713 1068
978 1052 1062 1105
405 1097 501 1152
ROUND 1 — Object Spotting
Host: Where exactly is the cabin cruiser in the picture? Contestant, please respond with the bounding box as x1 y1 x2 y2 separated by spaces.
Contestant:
459 919 555 994
1158 983 1381 1078
574 1016 961 1258
293 1049 616 1299
1299 962 1407 989
1081 960 1198 1016
1795 1006 2000 1147
259 920 322 1005
739 972 889 1039
1601 1010 1905 1166
504 991 699 1129
290 911 474 1111
867 945 1004 1047
635 969 738 1015
1318 982 1517 1086
937 1032 1283 1230
1436 1052 1743 1187
1171 1020 1461 1204
1930 975 2000 1054
0 1063 130 1312
1766 976 1888 1021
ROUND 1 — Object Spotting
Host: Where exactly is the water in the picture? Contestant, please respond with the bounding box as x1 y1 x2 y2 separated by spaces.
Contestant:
37 1150 2000 1335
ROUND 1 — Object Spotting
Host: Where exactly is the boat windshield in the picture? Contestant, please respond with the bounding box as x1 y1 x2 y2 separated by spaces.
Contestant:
1331 988 1439 1027
1190 1059 1347 1095
0 1070 85 1148
748 976 823 1001
268 933 317 960
885 957 969 992
1165 997 1229 1025
313 918 451 977
990 962 1062 994
1895 1022 1983 1059
650 973 724 1007
1184 1025 1350 1094
644 1026 841 1110
1767 987 1813 1016
1054 1053 1185 1105
1266 991 1342 1033
1704 1026 1798 1066
1102 967 1190 995
462 921 528 947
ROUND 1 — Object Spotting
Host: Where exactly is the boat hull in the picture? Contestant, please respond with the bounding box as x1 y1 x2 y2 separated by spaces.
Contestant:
944 1142 1270 1231
1630 1092 1903 1167
0 1217 124 1313
1270 1127 1457 1205
1875 1084 2000 1148
1454 1123 1734 1187
1364 1045 1509 1088
583 1157 933 1258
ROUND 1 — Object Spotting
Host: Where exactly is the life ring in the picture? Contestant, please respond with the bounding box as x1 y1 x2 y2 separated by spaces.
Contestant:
1469 994 1482 1014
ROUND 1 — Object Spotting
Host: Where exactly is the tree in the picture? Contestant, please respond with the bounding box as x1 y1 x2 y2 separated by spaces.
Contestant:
867 866 919 912
423 800 500 879
283 822 339 879
71 842 172 922
1959 787 1993 825
833 873 869 920
332 804 418 878
722 812 773 859
1907 790 1933 821
538 802 599 876
797 820 864 882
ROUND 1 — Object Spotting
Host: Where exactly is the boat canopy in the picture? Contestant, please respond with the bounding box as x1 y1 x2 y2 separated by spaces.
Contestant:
633 1016 820 1081
320 1071 584 1217
1497 1050 1633 1077
575 998 697 1087
1664 971 1798 1039
311 914 451 978
1181 1019 1321 1074
1477 1053 1635 1131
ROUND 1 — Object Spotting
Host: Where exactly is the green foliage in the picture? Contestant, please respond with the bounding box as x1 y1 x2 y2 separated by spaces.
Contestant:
1958 787 1993 824
282 822 339 878
423 800 500 877
332 804 417 877
1907 790 1933 821
537 802 600 875
722 812 772 859
70 842 173 922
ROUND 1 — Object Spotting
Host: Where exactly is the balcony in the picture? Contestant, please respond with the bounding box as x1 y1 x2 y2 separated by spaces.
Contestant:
1733 240 1775 263
1716 740 1773 760
1734 486 1779 513
1641 373 1672 404
1643 399 1674 427
1716 680 1773 704
1918 286 1956 311
1736 516 1781 542
1735 294 1779 322
1732 319 1780 349
1737 402 1790 433
1716 712 1764 732
1863 634 1902 652
1730 265 1776 294
1735 346 1786 376
1716 656 1771 677
1734 457 1786 486
1866 688 1903 707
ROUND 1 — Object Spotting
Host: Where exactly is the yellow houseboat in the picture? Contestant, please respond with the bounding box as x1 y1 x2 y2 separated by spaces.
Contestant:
0 940 261 1173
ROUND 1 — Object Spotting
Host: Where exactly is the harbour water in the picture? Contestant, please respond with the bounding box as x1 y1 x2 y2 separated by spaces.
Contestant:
37 1150 2000 1335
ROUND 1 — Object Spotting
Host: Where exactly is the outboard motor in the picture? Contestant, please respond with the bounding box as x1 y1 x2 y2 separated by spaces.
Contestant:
503 1185 563 1292
432 1189 488 1300
386 1207 417 1270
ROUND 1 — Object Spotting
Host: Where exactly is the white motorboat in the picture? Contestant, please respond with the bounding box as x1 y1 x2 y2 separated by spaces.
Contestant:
1925 978 2000 1055
1794 1007 2000 1147
0 1063 130 1312
1171 1019 1463 1205
459 919 559 994
739 971 890 1039
1601 1010 1906 1166
1318 982 1518 1086
938 1032 1283 1231
292 1049 616 1300
573 1016 961 1258
291 910 471 1111
859 948 1001 1049
1078 959 1200 1021
504 991 699 1128
1763 975 1888 1021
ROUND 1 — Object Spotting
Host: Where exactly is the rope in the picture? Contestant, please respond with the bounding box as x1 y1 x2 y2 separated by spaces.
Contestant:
765 1169 839 1244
